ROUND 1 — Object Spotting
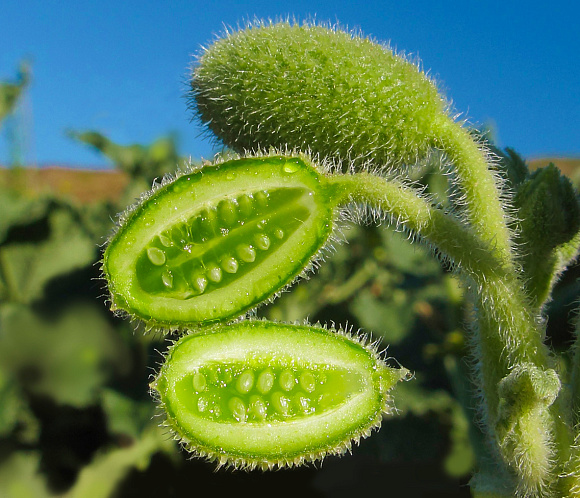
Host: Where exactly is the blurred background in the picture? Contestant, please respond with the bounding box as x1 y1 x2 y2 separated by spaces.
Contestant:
1 1 579 497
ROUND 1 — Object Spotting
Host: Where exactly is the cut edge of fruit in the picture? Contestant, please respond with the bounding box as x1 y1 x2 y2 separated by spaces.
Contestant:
150 319 410 470
100 149 346 333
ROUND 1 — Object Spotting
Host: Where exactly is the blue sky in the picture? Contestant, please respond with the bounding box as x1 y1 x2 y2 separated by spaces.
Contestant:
1 0 578 168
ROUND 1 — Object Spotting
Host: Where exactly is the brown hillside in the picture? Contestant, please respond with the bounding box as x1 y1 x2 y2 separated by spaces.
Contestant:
0 166 129 203
528 157 580 176
1 157 579 205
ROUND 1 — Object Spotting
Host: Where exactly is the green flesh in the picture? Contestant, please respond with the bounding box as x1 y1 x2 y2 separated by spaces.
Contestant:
152 321 406 465
174 361 364 424
136 187 309 299
103 156 334 327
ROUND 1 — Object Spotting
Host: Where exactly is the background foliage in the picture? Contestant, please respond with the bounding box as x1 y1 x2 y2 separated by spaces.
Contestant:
1 66 579 497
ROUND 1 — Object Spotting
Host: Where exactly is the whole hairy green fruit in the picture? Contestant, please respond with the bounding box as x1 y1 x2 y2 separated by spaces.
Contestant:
191 21 447 168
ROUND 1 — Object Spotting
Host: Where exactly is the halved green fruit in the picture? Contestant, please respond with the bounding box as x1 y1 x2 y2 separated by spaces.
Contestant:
151 320 407 469
103 156 334 328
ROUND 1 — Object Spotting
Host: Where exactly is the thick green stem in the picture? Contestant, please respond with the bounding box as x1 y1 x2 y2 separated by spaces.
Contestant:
430 118 573 494
327 169 568 495
432 116 514 268
328 172 551 377
326 172 505 280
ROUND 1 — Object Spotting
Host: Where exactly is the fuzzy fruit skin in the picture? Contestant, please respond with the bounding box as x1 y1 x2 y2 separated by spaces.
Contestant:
151 321 407 469
103 155 334 329
191 22 445 168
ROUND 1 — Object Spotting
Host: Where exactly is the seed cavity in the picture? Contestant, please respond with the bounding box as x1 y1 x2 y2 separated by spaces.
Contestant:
254 233 270 251
236 370 255 394
193 372 207 392
300 372 316 392
222 256 239 274
254 190 269 208
296 395 312 413
161 270 173 288
218 199 238 226
249 395 267 420
238 194 253 218
272 392 290 416
197 396 209 412
237 245 256 263
199 208 219 239
136 187 313 302
208 264 222 283
229 397 247 423
211 404 222 418
279 370 295 391
175 360 368 425
257 369 275 394
159 234 173 247
193 274 208 293
147 247 166 266
283 161 301 173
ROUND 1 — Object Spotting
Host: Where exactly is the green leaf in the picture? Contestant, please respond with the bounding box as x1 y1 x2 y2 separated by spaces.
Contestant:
380 229 441 277
350 288 414 345
514 164 580 307
0 363 40 444
0 451 51 498
0 204 96 303
444 401 476 477
0 303 126 407
485 144 529 191
0 369 24 436
69 130 184 185
0 189 48 244
0 62 30 125
65 426 175 498
101 389 155 440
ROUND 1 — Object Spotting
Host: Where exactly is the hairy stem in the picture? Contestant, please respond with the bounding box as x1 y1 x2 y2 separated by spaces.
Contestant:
328 170 567 494
433 116 514 268
327 172 505 279
431 119 578 494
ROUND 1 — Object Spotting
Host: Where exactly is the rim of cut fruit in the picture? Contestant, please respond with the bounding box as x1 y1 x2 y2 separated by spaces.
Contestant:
102 152 338 331
151 320 408 470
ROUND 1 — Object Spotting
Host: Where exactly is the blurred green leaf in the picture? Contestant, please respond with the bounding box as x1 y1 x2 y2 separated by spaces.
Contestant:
65 426 175 498
0 451 51 498
0 369 25 436
68 131 185 186
444 401 475 477
0 303 126 407
0 368 39 444
0 190 48 244
101 389 155 441
350 288 414 344
381 229 441 277
0 204 96 304
395 379 456 416
0 63 30 125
